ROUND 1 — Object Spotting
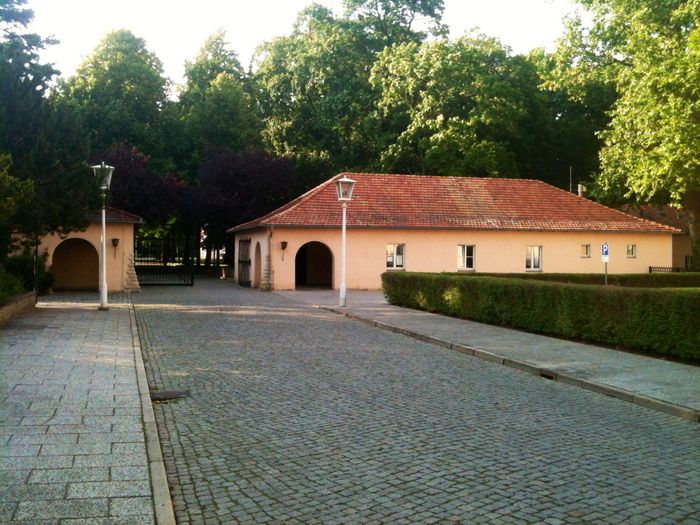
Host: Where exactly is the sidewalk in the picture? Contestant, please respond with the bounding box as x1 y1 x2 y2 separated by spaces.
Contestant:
0 293 174 524
277 290 700 422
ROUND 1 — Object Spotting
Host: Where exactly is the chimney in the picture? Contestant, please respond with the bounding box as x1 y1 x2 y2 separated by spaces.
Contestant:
577 184 586 197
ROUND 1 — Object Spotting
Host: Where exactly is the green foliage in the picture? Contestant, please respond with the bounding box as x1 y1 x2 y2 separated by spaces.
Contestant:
254 7 380 173
0 264 24 303
343 0 447 44
0 155 33 259
549 0 700 268
4 254 52 292
382 272 700 360
61 29 169 155
1 1 94 254
371 36 567 179
448 272 700 288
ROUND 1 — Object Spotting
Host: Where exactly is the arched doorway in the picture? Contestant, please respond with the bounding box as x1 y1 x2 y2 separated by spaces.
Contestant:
52 238 99 290
295 241 333 289
253 242 262 288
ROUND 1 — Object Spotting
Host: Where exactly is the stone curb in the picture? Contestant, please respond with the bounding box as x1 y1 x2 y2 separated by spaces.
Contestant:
319 305 700 424
128 299 176 525
0 291 36 326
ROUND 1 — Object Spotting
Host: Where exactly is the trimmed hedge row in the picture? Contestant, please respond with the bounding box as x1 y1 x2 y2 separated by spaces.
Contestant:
382 272 700 360
448 272 700 288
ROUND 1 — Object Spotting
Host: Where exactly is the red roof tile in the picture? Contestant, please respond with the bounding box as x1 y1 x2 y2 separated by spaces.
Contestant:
618 204 689 233
88 207 144 224
229 173 680 234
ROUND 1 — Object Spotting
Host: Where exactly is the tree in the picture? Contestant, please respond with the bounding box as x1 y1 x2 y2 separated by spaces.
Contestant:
96 145 179 226
343 0 447 44
370 35 557 178
61 30 169 155
254 6 381 176
178 32 261 174
179 29 244 108
194 150 298 266
1 0 95 255
550 0 700 268
0 155 32 260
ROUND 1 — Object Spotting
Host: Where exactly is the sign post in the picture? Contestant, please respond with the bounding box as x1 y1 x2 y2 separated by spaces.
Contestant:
602 243 609 285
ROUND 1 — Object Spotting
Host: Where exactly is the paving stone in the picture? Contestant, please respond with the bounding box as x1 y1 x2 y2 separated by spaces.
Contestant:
135 278 700 525
73 453 146 468
29 467 109 484
1 294 155 525
109 466 149 481
108 496 154 517
67 480 150 499
14 499 109 520
41 442 112 456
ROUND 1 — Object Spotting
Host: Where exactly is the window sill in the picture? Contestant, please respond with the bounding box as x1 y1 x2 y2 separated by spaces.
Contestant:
386 268 405 272
525 269 543 272
458 268 475 272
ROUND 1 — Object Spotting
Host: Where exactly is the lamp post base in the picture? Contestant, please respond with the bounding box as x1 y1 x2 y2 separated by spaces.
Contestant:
98 306 110 311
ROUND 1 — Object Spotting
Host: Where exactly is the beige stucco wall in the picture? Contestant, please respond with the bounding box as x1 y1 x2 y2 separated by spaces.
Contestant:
672 234 692 269
39 223 136 292
235 227 674 291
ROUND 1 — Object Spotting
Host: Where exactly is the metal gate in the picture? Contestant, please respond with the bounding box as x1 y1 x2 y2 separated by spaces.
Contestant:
237 239 251 287
134 236 195 286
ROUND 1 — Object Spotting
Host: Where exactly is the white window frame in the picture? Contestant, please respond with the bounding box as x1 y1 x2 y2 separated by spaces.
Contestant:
580 244 591 258
526 245 543 271
386 243 405 269
458 244 476 271
626 244 637 258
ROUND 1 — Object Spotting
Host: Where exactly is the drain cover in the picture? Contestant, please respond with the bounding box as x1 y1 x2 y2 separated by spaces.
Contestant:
150 390 190 402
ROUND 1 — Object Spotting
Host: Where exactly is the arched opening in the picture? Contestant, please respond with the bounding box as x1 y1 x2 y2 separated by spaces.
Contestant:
253 242 262 288
295 241 333 289
52 238 99 291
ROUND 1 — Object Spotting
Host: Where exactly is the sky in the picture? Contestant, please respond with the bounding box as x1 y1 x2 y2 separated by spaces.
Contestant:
25 0 582 85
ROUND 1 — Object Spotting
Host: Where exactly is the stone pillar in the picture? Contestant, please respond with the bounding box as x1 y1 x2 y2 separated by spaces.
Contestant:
260 254 272 291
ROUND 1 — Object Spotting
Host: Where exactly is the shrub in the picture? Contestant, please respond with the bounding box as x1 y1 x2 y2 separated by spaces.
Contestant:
0 265 26 303
4 254 53 293
382 272 700 360
446 272 700 288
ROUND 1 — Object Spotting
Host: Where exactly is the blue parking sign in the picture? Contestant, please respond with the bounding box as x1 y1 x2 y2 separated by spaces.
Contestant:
602 243 609 256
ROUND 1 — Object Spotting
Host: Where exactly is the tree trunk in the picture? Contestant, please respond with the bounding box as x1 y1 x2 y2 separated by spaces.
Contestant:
683 188 700 271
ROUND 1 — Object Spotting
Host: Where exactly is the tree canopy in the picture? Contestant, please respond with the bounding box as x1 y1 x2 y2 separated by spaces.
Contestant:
61 29 169 155
548 0 700 268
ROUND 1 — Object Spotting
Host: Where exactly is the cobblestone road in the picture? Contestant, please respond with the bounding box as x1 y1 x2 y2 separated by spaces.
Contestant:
134 278 700 524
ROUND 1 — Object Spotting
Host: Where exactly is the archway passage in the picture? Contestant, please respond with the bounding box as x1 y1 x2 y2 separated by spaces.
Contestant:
295 242 333 289
253 242 262 288
52 238 99 291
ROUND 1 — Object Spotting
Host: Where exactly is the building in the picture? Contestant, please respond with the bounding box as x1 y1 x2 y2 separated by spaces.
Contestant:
228 173 680 291
618 204 692 270
37 207 143 292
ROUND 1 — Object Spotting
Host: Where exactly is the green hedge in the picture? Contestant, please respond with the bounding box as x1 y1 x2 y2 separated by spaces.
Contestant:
382 272 700 360
447 272 700 288
0 265 26 303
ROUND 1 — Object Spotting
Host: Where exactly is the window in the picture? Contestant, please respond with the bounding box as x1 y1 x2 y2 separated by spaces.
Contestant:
526 245 542 271
686 255 693 270
458 245 476 270
626 244 637 258
386 243 405 269
580 244 591 258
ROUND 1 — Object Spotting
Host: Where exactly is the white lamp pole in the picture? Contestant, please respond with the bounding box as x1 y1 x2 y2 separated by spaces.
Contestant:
335 176 355 307
91 162 115 311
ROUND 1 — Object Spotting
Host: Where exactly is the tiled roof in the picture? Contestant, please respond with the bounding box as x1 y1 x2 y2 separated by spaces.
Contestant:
229 173 680 234
618 204 689 234
88 207 144 224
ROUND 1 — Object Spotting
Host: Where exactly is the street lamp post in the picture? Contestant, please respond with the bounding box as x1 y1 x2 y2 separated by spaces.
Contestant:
335 176 355 307
91 162 115 310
